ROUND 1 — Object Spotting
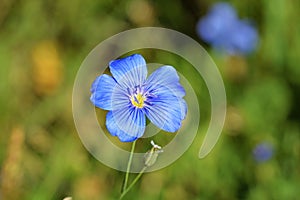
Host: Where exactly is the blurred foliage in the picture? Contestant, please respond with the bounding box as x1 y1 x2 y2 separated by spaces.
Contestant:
0 0 300 199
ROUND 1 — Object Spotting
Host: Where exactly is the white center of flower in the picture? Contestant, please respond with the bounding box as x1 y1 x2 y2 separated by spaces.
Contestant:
130 93 145 108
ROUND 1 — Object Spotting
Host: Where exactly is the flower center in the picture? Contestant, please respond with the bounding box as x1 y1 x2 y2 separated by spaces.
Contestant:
130 93 145 108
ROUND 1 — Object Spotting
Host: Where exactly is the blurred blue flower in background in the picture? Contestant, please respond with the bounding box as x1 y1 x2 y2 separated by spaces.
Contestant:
253 142 274 162
90 54 187 142
197 2 237 44
196 2 258 55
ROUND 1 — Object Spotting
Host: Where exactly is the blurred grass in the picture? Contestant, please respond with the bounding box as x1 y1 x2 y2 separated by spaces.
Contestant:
0 0 300 199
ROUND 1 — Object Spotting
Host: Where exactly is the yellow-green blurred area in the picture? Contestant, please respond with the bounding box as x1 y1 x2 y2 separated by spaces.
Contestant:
1 0 300 199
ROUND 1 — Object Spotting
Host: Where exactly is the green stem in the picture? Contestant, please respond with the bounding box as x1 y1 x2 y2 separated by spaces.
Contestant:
119 167 147 200
122 140 136 193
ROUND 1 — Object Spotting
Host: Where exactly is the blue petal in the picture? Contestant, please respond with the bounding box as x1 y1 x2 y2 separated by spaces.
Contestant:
105 107 146 142
90 74 116 110
230 20 258 55
109 54 147 88
145 66 185 98
197 2 237 44
179 99 188 120
144 85 187 132
210 2 237 19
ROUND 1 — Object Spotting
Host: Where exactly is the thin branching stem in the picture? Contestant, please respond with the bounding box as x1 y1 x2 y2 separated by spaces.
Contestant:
119 167 147 200
122 140 136 193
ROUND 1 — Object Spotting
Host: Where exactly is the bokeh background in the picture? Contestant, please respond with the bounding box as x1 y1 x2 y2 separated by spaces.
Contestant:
1 0 300 199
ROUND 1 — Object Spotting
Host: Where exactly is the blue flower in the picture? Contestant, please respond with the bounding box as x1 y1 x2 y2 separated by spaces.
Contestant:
90 54 187 142
196 2 258 55
253 142 273 163
197 2 237 44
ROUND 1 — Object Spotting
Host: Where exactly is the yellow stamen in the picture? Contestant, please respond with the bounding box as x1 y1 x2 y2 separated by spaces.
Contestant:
130 93 145 108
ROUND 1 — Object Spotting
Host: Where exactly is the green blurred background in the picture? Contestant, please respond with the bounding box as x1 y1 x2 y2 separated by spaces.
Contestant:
1 0 300 199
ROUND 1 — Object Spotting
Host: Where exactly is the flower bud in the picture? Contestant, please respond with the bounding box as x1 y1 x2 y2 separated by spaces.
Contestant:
144 140 163 167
